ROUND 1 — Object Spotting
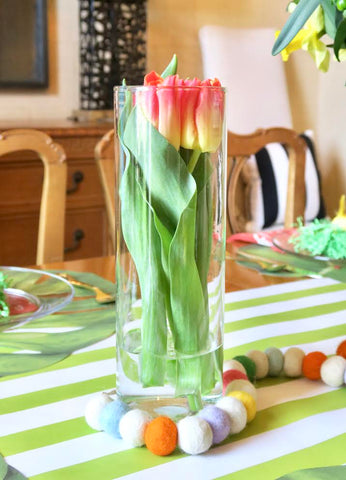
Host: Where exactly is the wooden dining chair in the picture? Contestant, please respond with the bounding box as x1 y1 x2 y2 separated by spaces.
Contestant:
95 129 116 251
0 129 67 264
227 127 306 235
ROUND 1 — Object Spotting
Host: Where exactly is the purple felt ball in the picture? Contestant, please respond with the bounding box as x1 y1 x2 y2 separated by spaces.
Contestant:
198 405 231 444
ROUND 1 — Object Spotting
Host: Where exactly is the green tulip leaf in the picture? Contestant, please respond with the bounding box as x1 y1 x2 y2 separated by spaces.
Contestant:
119 348 139 383
121 104 214 399
272 0 320 55
161 53 178 78
334 18 346 60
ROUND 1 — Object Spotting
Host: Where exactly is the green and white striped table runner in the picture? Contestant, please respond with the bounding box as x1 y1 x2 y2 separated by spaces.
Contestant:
1 277 345 479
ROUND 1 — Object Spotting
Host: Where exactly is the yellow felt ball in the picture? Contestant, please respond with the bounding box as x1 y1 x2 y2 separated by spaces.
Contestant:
226 390 257 423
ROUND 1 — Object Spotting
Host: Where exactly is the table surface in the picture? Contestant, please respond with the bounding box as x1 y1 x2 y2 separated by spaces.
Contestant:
1 254 345 480
40 245 296 292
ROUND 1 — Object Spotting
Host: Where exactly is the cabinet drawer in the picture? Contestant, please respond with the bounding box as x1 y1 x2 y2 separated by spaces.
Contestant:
0 158 106 214
0 208 110 266
0 213 40 266
64 208 109 260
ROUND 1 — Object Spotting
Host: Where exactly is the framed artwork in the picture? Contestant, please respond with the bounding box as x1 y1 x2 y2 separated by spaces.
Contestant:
0 0 48 88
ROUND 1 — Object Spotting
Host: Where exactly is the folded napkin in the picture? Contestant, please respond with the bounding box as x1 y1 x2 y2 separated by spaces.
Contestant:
227 228 296 248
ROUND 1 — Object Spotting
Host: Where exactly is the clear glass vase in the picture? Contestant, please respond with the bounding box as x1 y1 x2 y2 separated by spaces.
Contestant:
114 83 226 417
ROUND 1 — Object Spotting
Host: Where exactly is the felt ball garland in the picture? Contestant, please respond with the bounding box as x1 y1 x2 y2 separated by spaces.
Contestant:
84 339 345 457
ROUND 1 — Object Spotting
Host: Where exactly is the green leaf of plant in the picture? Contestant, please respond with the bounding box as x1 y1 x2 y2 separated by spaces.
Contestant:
321 0 338 39
4 465 28 480
119 137 168 386
272 0 320 55
0 454 8 479
0 353 68 376
161 54 178 78
0 316 115 354
334 18 346 60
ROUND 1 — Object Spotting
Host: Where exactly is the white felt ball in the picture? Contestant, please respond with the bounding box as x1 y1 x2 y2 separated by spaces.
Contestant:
85 392 113 431
247 349 269 379
320 355 346 387
224 378 258 402
216 396 247 434
283 347 305 377
119 409 152 447
177 416 213 455
223 359 247 375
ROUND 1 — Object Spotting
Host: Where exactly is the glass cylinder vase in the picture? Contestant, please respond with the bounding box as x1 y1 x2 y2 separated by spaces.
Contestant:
114 83 226 417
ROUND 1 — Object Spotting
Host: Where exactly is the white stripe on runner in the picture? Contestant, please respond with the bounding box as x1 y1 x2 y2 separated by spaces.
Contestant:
224 310 346 349
0 393 101 436
0 358 116 400
225 289 346 323
116 408 346 480
285 335 346 355
225 277 338 304
256 377 335 411
5 432 127 478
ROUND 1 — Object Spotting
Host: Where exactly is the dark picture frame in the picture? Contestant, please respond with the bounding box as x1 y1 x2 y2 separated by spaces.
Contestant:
0 0 48 88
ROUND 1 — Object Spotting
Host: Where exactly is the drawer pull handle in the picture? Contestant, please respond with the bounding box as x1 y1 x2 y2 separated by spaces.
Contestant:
64 229 85 253
67 171 84 194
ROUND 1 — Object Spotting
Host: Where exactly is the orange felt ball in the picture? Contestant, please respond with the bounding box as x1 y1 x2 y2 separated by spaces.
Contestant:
144 416 178 456
302 351 327 380
336 340 346 359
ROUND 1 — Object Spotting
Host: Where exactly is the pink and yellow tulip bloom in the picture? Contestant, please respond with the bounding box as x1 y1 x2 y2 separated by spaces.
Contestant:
139 72 224 154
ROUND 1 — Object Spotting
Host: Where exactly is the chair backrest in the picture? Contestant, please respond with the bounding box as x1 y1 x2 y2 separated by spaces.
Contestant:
227 127 306 234
95 129 116 251
199 26 292 133
0 129 67 264
94 127 307 240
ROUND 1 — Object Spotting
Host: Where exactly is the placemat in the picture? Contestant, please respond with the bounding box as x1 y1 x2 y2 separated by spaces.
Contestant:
0 271 116 376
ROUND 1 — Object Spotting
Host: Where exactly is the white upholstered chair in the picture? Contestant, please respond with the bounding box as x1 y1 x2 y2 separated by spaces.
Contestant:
199 26 325 233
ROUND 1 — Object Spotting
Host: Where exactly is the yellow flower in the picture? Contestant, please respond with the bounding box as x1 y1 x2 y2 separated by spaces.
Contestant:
276 6 330 72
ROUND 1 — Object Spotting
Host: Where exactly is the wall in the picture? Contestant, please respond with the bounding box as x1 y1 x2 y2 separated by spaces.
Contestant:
0 0 344 213
147 0 345 214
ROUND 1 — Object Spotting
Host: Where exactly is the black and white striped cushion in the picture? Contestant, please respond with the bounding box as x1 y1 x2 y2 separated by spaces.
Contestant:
241 131 326 232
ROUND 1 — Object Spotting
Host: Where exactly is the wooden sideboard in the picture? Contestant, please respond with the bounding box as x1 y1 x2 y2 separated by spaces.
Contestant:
0 119 113 266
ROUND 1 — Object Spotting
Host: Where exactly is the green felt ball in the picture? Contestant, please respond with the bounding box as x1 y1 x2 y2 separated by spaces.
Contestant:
265 347 284 377
233 355 256 382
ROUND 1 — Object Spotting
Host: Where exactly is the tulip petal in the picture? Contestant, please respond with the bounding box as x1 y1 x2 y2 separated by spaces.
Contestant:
157 75 182 150
196 80 224 153
180 78 201 150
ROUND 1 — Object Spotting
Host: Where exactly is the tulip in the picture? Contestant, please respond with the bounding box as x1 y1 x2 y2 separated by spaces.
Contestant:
138 72 224 154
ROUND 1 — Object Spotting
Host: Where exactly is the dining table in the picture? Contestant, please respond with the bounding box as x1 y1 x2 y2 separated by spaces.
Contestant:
1 251 345 480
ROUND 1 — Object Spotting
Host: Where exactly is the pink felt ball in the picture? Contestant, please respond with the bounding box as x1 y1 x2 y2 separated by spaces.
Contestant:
222 369 248 394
